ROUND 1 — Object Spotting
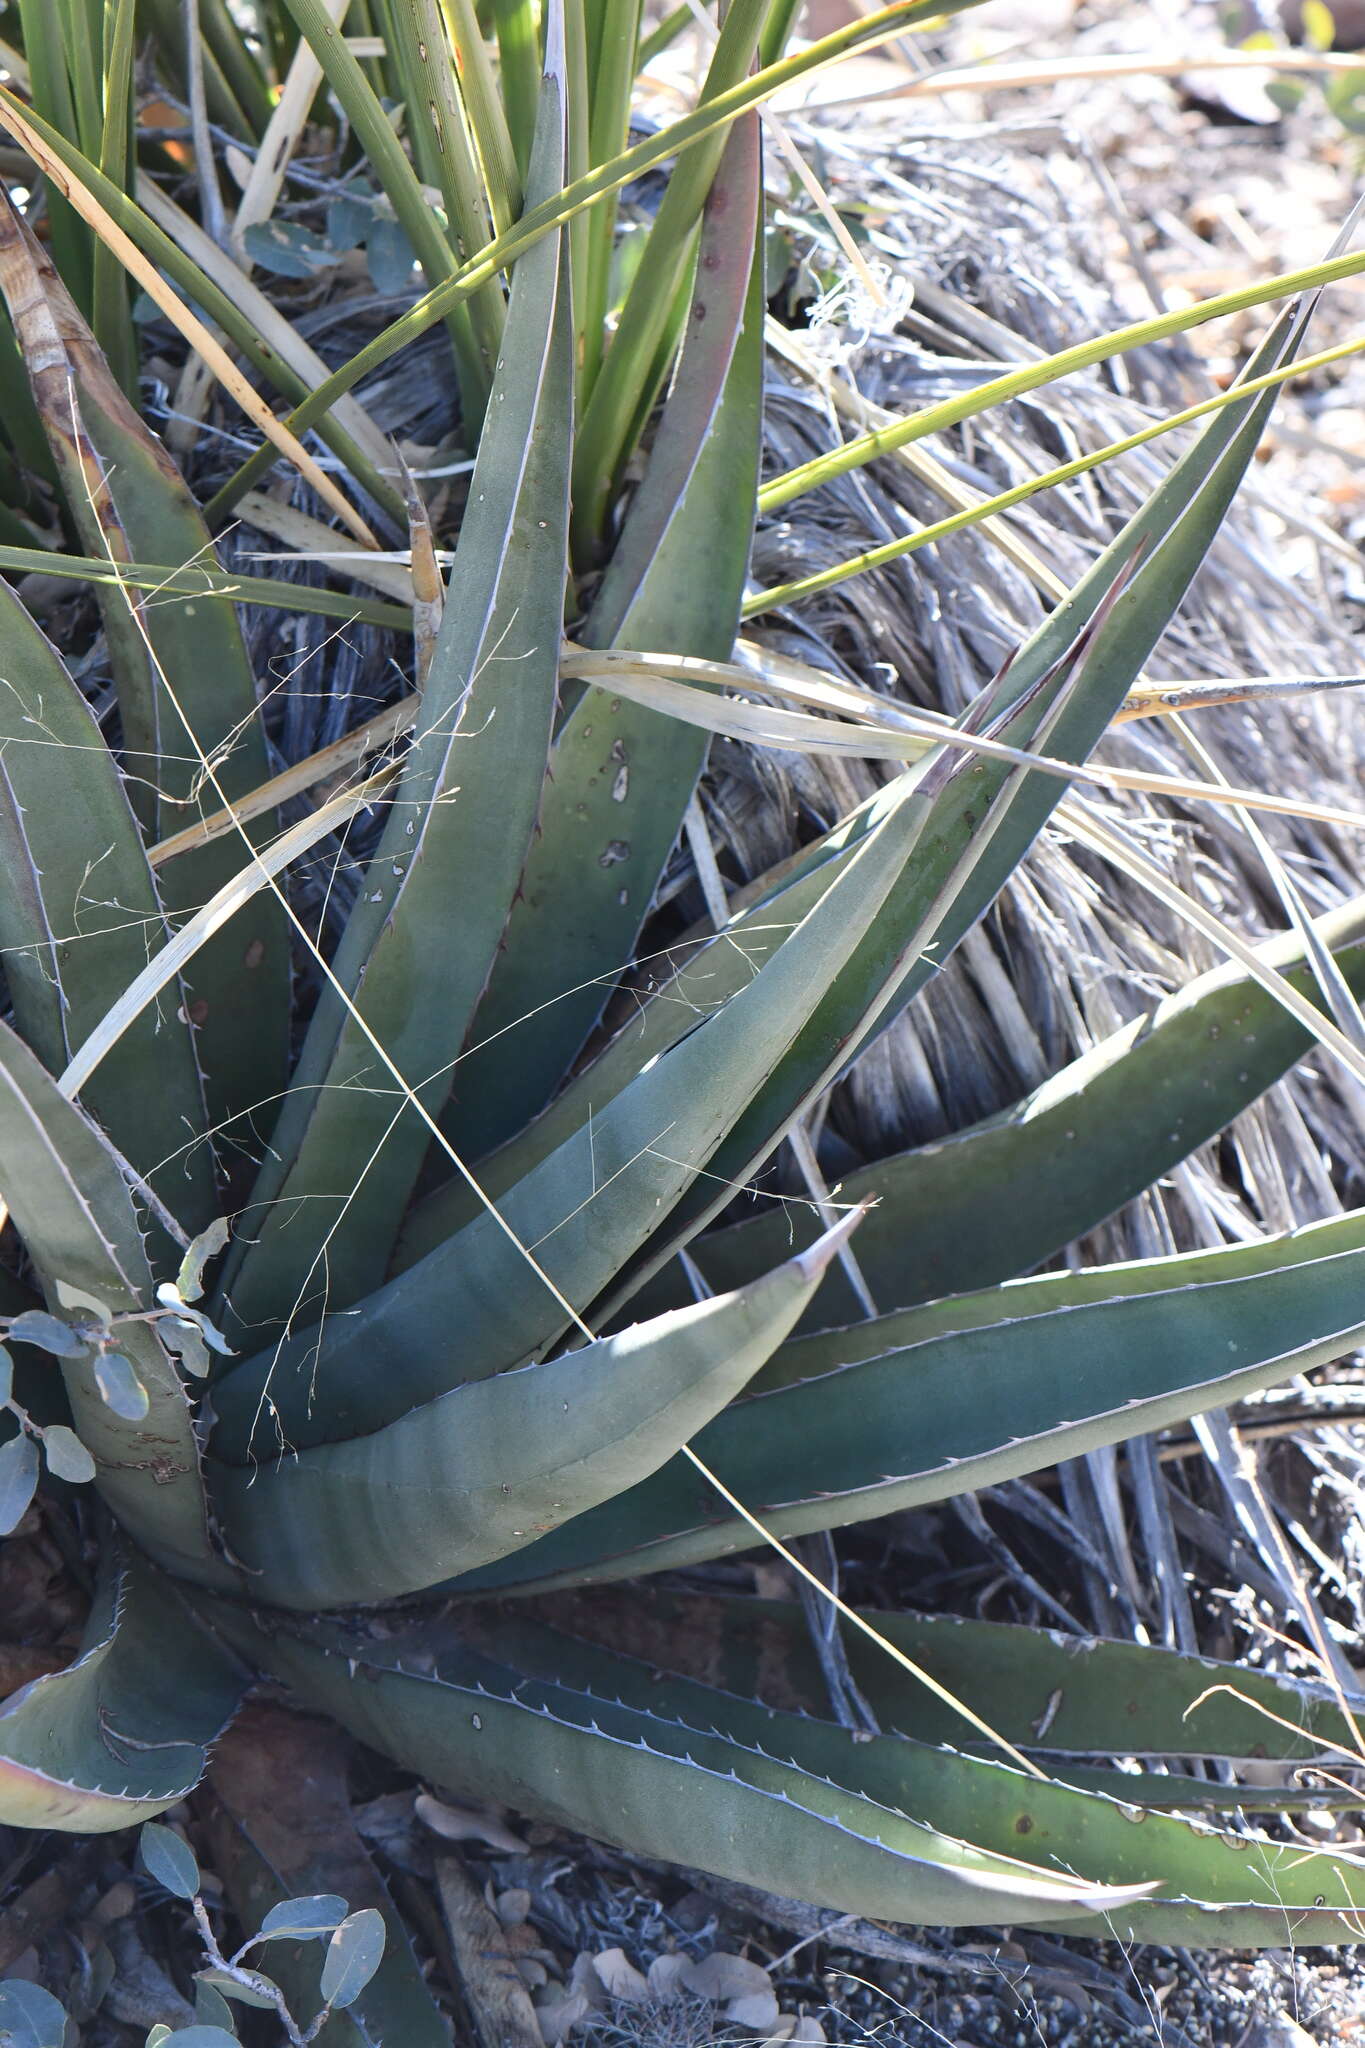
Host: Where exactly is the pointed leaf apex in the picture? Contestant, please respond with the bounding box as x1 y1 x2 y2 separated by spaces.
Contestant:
794 1201 869 1284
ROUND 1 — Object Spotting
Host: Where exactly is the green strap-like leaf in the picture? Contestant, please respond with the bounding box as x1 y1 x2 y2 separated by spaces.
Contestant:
435 1608 1365 1946
592 287 1330 1322
209 1220 855 1603
530 1587 1365 1767
204 1603 1156 1933
0 189 289 1142
443 103 764 1165
0 579 213 1222
444 1203 1365 1590
622 894 1365 1330
0 1551 244 1831
0 1018 222 1575
212 749 941 1446
220 30 574 1341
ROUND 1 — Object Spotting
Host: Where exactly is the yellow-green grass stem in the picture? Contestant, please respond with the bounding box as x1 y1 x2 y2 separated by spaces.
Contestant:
745 327 1365 615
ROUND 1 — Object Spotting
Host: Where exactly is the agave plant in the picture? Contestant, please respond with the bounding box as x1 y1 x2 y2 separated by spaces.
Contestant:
7 0 1365 2031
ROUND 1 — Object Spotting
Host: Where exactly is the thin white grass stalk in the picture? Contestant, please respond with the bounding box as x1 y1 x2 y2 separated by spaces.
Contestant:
1060 805 1365 1091
578 661 1365 835
801 43 1365 115
0 96 379 544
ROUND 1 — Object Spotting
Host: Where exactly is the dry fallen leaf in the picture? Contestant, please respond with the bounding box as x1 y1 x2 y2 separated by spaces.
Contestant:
593 1947 651 2003
728 1989 783 2033
681 1952 774 2003
647 1953 690 2001
495 1887 533 1928
535 1987 591 2044
414 1790 529 1853
790 2018 827 2044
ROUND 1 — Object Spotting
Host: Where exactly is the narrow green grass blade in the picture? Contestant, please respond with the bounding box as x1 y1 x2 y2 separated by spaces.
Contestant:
447 1203 1365 1589
285 0 494 413
204 0 989 523
209 1218 855 1600
91 0 137 395
443 104 763 1163
569 0 767 552
0 194 290 1143
439 0 522 232
0 1551 243 1831
206 1605 1156 1932
492 0 540 178
221 19 573 1339
0 580 214 1222
16 0 91 307
0 543 409 628
526 1587 1365 1766
625 895 1365 1330
578 0 643 393
0 1018 221 1575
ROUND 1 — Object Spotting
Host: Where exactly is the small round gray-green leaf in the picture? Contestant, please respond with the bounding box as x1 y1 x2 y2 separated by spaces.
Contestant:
242 219 334 278
146 2028 173 2048
157 2030 241 2046
7 1310 86 1357
258 1893 349 1941
326 191 375 251
192 1979 236 2031
0 1981 68 2047
0 1344 12 1407
319 1908 386 2008
94 1352 149 1421
159 1318 211 1379
365 217 416 296
194 1970 278 2011
0 1429 39 1535
139 1821 201 1900
40 1424 96 1485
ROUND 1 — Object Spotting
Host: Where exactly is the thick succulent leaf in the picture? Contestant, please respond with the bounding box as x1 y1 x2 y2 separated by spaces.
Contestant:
425 1609 1365 1947
444 110 764 1165
0 187 288 1141
0 1551 244 1831
205 1604 1154 1932
0 579 213 1222
446 1204 1365 1590
591 288 1328 1317
531 1588 1365 1770
0 1017 221 1575
213 752 941 1446
624 894 1365 1330
209 1219 856 1602
221 40 574 1340
396 290 1321 1284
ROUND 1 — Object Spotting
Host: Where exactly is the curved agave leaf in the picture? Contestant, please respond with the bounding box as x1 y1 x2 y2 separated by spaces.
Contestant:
429 1609 1365 1946
445 1204 1365 1590
444 105 764 1165
221 30 573 1339
212 750 940 1447
588 287 1331 1320
621 894 1365 1330
209 1217 857 1602
0 1017 224 1576
396 286 1327 1285
0 1551 244 1831
0 187 288 1142
530 1588 1365 1776
204 1603 1155 1932
0 579 213 1223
